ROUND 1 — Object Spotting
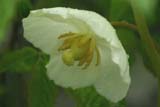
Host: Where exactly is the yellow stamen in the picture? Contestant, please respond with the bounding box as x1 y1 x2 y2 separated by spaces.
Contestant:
58 32 75 39
95 46 100 65
58 32 101 69
82 38 95 69
58 36 78 51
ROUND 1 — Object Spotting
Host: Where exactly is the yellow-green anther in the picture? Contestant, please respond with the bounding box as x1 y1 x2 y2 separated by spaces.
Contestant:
62 50 74 66
58 32 100 68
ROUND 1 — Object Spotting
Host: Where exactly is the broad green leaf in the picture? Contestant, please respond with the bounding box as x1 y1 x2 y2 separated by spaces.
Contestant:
17 0 32 18
116 28 140 65
0 47 58 107
67 87 126 107
0 47 39 72
109 0 133 21
133 0 157 17
27 53 58 107
0 0 17 42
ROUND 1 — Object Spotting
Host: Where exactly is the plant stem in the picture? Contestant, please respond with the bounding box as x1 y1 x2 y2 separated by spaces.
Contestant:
130 0 160 76
130 1 160 107
111 21 138 31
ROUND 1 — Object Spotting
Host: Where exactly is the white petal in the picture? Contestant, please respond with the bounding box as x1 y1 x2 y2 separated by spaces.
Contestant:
23 7 122 53
42 7 121 47
46 54 101 89
94 43 130 102
111 45 130 83
23 11 80 54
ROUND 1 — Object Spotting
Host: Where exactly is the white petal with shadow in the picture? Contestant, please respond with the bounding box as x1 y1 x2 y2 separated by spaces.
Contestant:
94 43 130 102
23 14 79 55
46 54 101 89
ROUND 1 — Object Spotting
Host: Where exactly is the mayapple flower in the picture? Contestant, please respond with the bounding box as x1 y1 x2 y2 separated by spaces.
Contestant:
23 7 130 102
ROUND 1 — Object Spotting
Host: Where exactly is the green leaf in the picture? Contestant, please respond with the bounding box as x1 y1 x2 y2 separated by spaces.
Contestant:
16 0 32 19
116 28 140 65
133 0 157 17
0 47 58 107
27 53 58 107
109 0 133 21
67 87 126 107
0 47 39 72
0 0 17 42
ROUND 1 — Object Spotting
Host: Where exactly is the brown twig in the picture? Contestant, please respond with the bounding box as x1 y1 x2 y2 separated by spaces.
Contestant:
111 21 138 31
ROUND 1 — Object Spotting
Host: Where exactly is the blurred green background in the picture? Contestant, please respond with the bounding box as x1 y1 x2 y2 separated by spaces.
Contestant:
0 0 160 107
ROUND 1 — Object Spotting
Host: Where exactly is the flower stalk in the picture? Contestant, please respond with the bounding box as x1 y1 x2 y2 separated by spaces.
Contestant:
130 0 160 106
111 21 137 31
130 0 160 76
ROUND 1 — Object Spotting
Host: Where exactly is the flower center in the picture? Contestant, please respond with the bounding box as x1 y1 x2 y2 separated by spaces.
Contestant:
58 32 100 69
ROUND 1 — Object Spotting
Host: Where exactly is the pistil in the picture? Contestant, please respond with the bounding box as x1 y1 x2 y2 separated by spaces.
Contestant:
58 32 100 69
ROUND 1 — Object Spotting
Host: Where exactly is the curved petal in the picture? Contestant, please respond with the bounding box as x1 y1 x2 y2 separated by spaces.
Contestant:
111 45 130 83
40 7 123 47
46 54 101 89
23 7 122 53
94 43 130 102
23 12 80 54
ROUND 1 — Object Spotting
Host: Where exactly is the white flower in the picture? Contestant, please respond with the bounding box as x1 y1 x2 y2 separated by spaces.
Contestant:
23 7 130 102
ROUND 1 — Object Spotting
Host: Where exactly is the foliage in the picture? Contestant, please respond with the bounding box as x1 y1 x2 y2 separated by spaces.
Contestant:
0 48 58 107
26 51 58 107
0 0 160 107
0 0 17 42
68 87 126 107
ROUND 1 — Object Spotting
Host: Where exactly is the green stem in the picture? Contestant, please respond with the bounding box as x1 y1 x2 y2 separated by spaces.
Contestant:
130 0 160 76
130 1 160 107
